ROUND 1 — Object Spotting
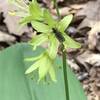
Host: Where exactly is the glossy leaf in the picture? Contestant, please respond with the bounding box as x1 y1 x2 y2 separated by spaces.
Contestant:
0 43 87 100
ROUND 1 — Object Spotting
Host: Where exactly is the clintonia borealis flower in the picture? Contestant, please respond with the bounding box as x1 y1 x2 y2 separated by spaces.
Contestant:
25 51 56 82
9 0 81 82
25 11 81 82
25 33 59 82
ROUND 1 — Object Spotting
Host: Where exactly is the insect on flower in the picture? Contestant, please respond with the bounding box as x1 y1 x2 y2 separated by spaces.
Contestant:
52 28 65 42
20 3 81 82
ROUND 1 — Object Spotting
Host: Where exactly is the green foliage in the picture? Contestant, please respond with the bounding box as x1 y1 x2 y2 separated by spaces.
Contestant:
0 43 87 100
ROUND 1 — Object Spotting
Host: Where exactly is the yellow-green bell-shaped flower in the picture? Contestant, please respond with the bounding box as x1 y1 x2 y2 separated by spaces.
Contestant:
25 51 56 82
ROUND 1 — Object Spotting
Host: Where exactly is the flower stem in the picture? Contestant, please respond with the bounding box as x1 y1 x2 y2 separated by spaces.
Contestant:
53 0 70 100
62 45 70 100
53 0 60 19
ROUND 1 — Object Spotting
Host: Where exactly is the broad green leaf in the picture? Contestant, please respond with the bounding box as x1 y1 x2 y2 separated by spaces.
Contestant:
57 15 73 33
0 44 35 100
44 10 56 28
31 21 51 33
0 43 87 100
63 34 81 49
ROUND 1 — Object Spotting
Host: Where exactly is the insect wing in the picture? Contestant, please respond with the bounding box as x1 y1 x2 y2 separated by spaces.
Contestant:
52 28 65 42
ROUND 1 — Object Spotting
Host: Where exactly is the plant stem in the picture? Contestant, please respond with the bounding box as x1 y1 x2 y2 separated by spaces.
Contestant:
53 0 70 100
53 0 60 19
62 45 70 100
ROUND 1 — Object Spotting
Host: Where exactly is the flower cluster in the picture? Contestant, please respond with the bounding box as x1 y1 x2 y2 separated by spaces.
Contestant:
9 0 81 82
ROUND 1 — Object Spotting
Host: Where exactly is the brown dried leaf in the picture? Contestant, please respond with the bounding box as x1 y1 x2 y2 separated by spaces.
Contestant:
87 22 100 50
76 0 100 29
75 0 100 50
0 0 30 36
0 31 16 42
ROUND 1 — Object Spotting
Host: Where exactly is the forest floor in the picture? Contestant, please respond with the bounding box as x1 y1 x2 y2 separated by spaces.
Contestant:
0 0 100 100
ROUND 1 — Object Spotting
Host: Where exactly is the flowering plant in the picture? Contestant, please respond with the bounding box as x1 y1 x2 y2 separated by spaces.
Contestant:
8 0 81 82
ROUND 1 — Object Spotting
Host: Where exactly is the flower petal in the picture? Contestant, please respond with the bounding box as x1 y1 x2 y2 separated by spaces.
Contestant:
25 61 40 74
49 66 56 82
31 21 51 33
30 34 48 50
25 52 46 74
63 34 81 49
44 9 56 28
48 34 59 59
57 15 73 33
38 55 51 81
25 53 44 62
29 1 43 20
19 16 34 25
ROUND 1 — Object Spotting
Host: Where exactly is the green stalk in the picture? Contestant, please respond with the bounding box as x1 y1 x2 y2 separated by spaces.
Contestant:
53 0 60 19
53 0 70 100
62 46 70 100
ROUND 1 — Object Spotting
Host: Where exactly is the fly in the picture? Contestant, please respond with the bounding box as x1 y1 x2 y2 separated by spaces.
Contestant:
52 28 65 42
